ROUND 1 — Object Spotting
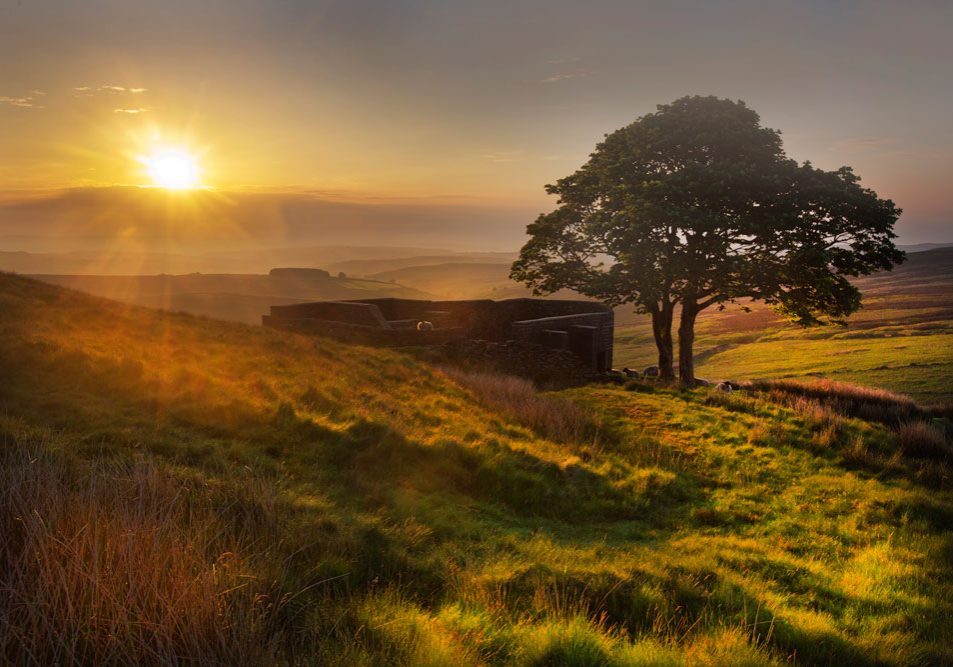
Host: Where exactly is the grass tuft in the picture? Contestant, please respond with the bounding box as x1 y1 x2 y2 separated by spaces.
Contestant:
898 421 952 461
443 367 604 447
0 429 293 666
747 378 930 426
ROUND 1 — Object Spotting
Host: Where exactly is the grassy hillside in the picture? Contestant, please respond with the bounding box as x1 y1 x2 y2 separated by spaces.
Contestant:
1 273 951 665
614 248 953 404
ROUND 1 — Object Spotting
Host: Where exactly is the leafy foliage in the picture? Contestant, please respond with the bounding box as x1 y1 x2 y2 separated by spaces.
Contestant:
512 96 903 382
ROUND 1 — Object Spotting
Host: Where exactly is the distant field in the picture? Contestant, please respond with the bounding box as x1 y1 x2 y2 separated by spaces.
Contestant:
367 262 516 299
614 248 953 404
30 271 433 324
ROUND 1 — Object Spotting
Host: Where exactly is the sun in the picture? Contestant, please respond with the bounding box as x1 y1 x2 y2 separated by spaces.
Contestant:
140 147 201 189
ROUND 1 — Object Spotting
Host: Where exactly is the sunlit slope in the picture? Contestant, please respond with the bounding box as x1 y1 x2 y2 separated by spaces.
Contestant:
0 273 951 665
0 272 625 520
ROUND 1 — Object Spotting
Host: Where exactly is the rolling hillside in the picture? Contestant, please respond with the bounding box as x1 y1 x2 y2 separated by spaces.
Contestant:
29 270 433 325
327 252 517 277
0 245 475 275
0 273 951 665
367 262 515 299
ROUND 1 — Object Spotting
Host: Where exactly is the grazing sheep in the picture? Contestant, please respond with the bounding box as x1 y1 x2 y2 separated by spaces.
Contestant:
622 367 640 378
643 365 660 377
416 320 434 332
716 381 733 393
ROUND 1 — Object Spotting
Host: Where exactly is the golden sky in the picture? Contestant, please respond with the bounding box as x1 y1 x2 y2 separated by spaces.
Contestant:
1 0 951 249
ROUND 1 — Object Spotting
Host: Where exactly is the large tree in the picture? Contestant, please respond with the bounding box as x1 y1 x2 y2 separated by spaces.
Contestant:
511 96 903 384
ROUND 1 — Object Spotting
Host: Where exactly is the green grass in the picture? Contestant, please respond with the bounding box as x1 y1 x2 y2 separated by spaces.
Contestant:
699 330 953 403
613 250 953 404
1 272 952 665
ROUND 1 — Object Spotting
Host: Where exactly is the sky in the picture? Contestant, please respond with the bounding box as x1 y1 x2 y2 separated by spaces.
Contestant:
0 0 951 252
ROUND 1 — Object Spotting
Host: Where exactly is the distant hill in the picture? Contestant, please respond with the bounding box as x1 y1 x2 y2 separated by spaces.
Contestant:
899 242 953 253
29 270 433 324
0 244 471 275
327 252 516 277
0 186 535 251
367 262 515 299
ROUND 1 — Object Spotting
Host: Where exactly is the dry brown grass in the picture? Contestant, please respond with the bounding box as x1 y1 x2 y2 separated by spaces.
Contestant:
442 368 602 447
749 379 953 475
898 421 952 461
788 396 839 425
0 430 294 666
747 378 931 426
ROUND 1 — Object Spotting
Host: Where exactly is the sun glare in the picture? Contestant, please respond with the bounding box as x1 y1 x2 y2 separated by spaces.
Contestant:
141 147 201 189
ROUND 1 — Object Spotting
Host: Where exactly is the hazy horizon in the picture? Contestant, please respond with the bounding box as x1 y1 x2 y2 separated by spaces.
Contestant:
2 0 953 256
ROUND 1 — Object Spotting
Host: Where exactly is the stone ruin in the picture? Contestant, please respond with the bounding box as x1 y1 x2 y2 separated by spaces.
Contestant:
262 297 614 374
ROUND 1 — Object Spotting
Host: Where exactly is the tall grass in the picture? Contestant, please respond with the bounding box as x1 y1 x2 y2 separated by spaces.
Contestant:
0 430 294 666
742 378 953 482
442 367 603 447
898 421 952 461
746 378 928 425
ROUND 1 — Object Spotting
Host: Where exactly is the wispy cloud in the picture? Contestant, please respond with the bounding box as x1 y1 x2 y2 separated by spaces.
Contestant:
833 136 897 151
0 92 43 108
74 85 148 96
114 107 147 114
546 56 579 66
478 150 579 164
100 85 147 93
478 150 525 163
541 69 589 83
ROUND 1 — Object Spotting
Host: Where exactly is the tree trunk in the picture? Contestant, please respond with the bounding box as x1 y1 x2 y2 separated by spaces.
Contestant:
678 299 698 386
650 303 675 380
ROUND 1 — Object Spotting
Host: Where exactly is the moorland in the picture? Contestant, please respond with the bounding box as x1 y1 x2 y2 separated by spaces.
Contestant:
19 246 953 403
1 271 951 665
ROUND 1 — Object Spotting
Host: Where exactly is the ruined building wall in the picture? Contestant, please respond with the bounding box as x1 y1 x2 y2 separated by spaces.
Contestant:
509 312 613 372
263 297 613 373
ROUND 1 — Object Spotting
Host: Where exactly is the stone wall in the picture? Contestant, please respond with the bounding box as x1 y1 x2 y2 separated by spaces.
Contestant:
264 297 613 374
262 315 467 346
344 297 608 340
509 312 613 372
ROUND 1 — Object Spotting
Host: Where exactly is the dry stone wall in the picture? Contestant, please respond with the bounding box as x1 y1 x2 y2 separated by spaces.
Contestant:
263 297 613 376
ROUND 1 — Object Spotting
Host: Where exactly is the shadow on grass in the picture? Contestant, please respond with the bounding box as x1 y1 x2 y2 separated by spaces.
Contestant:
682 384 953 492
0 328 702 526
491 558 892 666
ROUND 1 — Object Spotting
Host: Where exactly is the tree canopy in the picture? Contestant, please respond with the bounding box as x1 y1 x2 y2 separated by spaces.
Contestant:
511 95 903 384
